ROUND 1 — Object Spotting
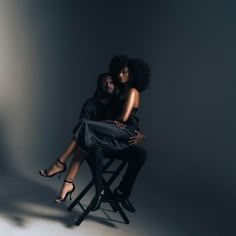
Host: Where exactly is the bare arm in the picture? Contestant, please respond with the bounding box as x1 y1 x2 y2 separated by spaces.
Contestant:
118 88 139 123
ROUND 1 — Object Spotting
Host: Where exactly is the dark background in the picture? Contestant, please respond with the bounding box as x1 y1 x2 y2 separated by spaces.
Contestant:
0 0 235 234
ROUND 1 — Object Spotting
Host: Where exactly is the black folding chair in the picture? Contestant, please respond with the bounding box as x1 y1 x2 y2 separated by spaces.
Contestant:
68 158 132 226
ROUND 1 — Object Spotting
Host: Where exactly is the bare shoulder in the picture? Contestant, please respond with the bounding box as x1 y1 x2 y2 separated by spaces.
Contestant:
129 87 139 96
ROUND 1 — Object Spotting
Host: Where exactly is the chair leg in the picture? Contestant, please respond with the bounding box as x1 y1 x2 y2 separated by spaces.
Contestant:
74 201 94 226
68 180 94 212
113 201 130 224
102 176 130 223
69 159 114 212
109 201 118 212
71 159 131 226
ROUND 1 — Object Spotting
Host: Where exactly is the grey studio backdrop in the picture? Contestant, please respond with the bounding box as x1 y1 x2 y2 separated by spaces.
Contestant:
0 0 235 234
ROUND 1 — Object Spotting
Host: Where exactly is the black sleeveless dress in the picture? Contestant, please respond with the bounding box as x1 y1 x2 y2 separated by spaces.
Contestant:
73 106 139 152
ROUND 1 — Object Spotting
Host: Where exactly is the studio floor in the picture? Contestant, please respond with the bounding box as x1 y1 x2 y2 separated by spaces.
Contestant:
0 165 235 236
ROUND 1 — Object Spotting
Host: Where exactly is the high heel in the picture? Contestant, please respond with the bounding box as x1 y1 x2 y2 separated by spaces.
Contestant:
55 180 75 203
39 159 67 179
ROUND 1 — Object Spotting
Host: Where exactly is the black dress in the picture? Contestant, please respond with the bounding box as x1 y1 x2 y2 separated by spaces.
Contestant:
73 106 139 152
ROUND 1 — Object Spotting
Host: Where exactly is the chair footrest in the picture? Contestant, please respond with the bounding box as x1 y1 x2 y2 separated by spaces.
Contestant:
103 170 115 174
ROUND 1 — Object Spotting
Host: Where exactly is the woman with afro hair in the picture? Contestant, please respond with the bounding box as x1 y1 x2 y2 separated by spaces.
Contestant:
40 55 151 203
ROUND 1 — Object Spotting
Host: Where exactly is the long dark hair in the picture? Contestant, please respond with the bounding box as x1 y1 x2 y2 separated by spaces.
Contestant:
93 72 116 99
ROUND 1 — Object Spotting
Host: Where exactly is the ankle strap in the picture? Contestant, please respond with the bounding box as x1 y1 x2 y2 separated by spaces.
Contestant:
64 180 73 183
57 159 64 165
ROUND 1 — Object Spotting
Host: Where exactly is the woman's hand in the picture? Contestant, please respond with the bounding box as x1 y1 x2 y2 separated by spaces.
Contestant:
113 120 126 129
128 130 145 145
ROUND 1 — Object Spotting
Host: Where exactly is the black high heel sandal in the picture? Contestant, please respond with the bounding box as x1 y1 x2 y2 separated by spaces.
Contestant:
55 180 75 203
39 159 67 179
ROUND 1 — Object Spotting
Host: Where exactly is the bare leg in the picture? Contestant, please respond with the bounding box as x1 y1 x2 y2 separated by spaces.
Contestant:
39 139 77 177
58 139 77 163
65 146 87 182
55 146 88 203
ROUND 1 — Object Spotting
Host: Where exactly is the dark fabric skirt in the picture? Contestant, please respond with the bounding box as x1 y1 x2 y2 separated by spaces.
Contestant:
73 119 138 151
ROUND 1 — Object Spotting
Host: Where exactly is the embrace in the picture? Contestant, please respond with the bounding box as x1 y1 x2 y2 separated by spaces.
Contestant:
39 55 151 212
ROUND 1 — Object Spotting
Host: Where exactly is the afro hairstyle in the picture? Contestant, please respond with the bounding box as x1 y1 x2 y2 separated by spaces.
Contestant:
109 55 151 92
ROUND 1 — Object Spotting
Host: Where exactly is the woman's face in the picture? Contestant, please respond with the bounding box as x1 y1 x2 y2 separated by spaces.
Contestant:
118 67 129 83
